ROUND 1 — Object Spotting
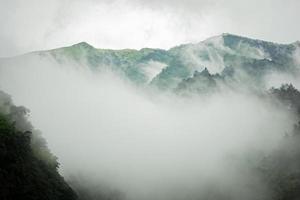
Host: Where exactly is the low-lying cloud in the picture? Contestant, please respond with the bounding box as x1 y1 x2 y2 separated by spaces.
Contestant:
0 56 297 200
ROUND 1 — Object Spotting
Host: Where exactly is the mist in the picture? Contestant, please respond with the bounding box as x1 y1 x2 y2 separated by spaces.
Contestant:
0 55 297 200
1 0 300 57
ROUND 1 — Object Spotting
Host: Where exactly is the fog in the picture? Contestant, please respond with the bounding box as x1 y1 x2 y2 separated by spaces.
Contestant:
0 56 297 200
1 0 300 57
264 45 300 90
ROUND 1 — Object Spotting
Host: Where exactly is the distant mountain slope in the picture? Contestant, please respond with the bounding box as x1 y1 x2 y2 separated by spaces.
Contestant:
152 34 300 89
2 33 300 91
37 42 172 84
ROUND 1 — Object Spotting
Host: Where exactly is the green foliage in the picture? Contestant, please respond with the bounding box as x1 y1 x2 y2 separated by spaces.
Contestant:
271 84 300 116
0 92 77 200
257 84 300 200
36 34 300 92
175 68 221 95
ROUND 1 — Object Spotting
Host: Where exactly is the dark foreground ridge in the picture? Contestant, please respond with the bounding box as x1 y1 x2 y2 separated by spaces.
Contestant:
0 91 77 200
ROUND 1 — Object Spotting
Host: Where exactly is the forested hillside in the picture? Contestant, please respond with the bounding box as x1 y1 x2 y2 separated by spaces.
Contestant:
0 91 77 200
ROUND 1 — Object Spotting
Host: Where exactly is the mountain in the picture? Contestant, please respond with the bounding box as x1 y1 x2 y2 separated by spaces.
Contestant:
37 42 172 84
2 33 300 92
153 33 300 90
2 34 300 200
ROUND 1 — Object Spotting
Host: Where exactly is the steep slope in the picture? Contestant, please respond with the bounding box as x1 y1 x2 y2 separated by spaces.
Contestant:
0 91 77 200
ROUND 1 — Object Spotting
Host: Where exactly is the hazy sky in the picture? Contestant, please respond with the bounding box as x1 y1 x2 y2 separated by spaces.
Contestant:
0 0 299 57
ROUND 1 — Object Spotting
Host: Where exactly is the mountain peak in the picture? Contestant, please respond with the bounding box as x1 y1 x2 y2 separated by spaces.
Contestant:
221 33 240 38
71 41 94 49
203 33 268 45
201 33 245 45
220 33 254 42
194 67 211 77
293 41 300 46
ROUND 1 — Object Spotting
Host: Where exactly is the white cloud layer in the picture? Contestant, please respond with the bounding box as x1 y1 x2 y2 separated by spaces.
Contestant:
0 55 296 200
0 0 299 57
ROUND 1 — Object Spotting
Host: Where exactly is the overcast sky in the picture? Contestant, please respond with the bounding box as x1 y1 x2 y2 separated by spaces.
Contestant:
0 0 299 57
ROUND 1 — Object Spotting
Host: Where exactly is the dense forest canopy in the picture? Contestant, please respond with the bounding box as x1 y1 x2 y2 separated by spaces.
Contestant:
0 91 77 200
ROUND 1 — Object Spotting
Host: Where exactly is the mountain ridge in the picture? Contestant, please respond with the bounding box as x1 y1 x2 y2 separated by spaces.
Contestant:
15 33 299 57
1 33 300 92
